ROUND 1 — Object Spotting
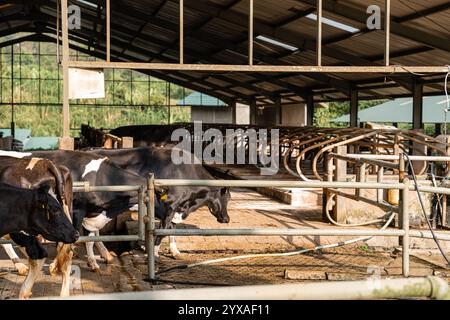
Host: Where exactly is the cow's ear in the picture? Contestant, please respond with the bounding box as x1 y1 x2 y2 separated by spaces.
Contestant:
220 188 228 195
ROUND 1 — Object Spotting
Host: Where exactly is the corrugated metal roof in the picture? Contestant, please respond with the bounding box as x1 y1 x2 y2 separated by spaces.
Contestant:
0 0 448 105
333 96 450 123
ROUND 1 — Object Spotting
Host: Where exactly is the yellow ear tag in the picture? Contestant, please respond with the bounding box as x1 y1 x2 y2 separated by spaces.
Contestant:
161 194 168 202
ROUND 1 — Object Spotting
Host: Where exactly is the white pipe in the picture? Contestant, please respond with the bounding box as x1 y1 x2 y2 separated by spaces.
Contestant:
34 277 449 300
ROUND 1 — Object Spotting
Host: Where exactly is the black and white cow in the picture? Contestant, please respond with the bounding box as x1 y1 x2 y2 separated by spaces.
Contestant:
88 147 231 257
28 150 147 271
0 182 78 299
0 153 77 298
7 149 229 270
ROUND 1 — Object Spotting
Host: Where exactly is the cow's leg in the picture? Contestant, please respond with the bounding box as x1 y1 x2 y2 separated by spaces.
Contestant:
48 243 74 297
49 243 62 276
20 258 45 299
10 233 47 299
2 244 29 276
169 236 181 257
169 214 183 258
86 232 100 272
95 241 114 264
58 244 74 297
154 236 162 259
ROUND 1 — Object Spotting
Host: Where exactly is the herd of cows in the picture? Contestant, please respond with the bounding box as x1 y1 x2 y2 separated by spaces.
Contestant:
0 146 231 299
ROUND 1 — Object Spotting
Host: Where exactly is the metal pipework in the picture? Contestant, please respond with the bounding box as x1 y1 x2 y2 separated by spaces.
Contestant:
154 179 406 190
76 235 140 243
148 227 450 241
146 173 156 280
154 228 405 237
329 153 400 171
401 179 410 277
345 154 450 162
35 277 449 300
137 186 146 241
73 184 141 193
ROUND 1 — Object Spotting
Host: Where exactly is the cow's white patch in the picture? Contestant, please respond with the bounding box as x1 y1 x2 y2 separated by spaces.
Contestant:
129 204 138 211
154 245 161 257
81 158 107 178
0 151 32 158
171 212 184 224
25 158 42 171
82 212 112 232
3 244 20 262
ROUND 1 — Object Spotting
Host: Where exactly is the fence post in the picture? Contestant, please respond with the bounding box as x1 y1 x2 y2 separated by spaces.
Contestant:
323 154 334 221
401 179 410 277
146 173 156 280
138 186 146 241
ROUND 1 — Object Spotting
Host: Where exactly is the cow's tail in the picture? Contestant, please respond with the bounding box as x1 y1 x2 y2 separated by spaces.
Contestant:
46 160 72 222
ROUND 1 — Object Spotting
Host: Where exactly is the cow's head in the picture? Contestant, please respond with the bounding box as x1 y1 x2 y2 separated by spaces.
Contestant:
207 187 231 224
30 184 79 244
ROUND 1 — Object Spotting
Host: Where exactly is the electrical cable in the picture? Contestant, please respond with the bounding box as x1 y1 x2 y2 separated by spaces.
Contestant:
403 153 450 266
156 212 396 276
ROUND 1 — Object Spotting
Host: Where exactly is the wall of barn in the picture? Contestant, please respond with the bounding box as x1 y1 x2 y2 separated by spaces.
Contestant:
281 104 307 127
191 106 234 124
254 104 307 126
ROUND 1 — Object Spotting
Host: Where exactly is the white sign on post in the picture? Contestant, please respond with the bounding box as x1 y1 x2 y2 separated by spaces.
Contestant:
68 68 105 100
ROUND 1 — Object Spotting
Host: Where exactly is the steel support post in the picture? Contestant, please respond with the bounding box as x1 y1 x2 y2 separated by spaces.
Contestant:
402 180 410 277
146 173 156 280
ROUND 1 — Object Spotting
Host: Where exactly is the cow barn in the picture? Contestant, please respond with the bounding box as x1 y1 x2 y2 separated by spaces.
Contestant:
0 0 450 301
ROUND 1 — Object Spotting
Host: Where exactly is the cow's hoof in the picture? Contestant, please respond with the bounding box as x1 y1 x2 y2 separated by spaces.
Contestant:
14 263 29 276
87 260 100 272
103 252 115 264
171 252 183 260
91 266 101 273
19 291 32 300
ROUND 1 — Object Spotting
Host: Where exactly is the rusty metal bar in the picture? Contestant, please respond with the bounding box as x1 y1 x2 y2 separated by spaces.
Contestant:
147 174 156 280
329 153 399 170
249 0 254 66
106 0 110 62
61 0 70 138
385 0 391 66
317 0 322 66
179 0 184 64
66 61 449 73
402 179 410 277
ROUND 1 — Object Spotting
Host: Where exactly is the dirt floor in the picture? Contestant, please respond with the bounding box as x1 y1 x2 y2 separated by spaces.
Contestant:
1 189 450 299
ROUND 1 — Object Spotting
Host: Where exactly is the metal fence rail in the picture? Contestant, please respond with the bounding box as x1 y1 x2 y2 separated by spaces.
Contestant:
146 176 450 282
4 177 450 287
